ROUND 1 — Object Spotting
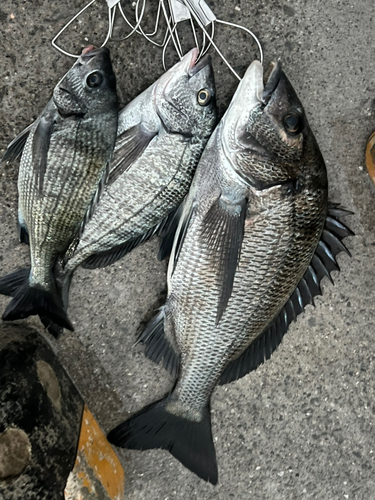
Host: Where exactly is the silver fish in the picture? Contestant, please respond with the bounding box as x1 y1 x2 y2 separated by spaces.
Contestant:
107 61 352 483
64 48 216 272
1 47 118 330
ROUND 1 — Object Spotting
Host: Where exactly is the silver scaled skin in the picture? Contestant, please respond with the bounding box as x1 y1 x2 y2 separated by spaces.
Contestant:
167 61 327 417
3 47 118 329
107 60 328 485
64 48 217 274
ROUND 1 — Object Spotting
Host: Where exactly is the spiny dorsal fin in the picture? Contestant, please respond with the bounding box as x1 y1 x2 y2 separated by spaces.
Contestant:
218 204 353 385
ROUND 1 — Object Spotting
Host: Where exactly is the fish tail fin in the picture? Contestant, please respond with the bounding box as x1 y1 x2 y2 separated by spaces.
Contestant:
0 267 31 297
2 282 74 331
107 395 218 484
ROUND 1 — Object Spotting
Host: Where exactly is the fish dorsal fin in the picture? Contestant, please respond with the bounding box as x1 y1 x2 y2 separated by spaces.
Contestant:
218 204 354 385
201 194 248 324
107 123 158 185
137 308 180 379
1 122 34 164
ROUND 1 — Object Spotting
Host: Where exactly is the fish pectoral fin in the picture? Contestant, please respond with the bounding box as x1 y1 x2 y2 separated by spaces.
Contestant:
136 307 180 379
108 123 158 185
201 194 248 324
1 122 34 163
32 107 58 192
219 204 353 385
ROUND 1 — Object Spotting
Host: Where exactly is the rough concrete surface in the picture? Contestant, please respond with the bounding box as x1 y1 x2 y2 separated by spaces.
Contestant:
0 0 374 498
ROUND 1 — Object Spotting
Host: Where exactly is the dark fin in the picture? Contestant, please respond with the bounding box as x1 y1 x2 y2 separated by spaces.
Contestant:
201 195 247 323
32 112 56 193
18 222 29 245
1 122 34 163
0 268 30 297
219 205 353 385
2 283 74 331
82 224 160 269
137 309 180 379
107 397 218 484
108 124 157 185
157 203 184 261
39 271 73 338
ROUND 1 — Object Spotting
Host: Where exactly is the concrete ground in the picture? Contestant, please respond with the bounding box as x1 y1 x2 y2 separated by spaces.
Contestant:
0 0 374 498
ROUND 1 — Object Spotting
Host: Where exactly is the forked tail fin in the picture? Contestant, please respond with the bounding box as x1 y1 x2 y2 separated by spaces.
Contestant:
107 395 218 484
2 282 74 331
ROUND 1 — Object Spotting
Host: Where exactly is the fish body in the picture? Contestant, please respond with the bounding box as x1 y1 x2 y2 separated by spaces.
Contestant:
1 47 118 329
64 48 217 273
108 61 339 483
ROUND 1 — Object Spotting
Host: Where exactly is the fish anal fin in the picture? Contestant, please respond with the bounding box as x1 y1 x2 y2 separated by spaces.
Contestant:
108 123 157 185
137 308 180 379
82 222 162 269
201 194 247 324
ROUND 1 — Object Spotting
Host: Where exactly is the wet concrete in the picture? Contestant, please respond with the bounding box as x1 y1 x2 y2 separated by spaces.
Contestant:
0 0 374 498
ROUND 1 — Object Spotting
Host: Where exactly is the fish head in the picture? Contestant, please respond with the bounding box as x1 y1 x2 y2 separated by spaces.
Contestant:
223 60 323 170
53 46 118 116
154 48 217 138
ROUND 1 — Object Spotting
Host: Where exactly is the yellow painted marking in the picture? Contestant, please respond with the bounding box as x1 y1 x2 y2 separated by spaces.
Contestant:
64 406 125 499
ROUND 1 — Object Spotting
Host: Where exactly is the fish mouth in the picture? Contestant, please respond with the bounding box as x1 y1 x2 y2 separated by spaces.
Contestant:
262 61 282 103
189 54 212 76
78 46 110 64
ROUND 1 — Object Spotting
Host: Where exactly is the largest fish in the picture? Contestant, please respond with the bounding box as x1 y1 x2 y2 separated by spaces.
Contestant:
107 60 353 483
1 46 119 330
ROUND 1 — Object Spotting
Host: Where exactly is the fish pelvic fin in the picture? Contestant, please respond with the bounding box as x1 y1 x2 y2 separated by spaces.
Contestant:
2 282 74 331
0 268 31 297
107 396 218 485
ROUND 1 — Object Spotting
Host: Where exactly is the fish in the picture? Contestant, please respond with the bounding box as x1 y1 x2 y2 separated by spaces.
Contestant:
0 46 119 330
0 48 217 337
107 60 353 484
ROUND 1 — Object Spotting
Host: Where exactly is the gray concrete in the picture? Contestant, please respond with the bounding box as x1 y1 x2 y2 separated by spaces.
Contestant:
0 0 374 498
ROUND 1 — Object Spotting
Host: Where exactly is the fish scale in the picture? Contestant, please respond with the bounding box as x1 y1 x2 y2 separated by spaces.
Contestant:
0 47 119 330
107 61 341 486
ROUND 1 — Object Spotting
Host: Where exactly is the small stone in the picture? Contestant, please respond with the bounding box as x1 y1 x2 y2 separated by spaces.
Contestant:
0 427 32 479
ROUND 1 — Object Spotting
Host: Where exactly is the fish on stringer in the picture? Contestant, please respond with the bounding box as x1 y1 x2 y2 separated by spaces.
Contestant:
0 46 119 331
108 60 353 484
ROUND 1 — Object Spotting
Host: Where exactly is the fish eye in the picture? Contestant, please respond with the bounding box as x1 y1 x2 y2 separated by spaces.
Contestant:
197 89 211 106
86 71 104 88
283 112 304 135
